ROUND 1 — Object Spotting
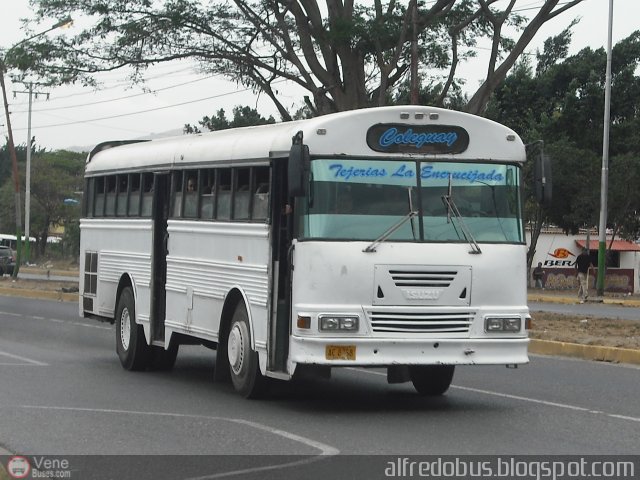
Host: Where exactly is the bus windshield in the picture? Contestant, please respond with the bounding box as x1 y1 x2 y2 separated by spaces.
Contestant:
300 159 523 243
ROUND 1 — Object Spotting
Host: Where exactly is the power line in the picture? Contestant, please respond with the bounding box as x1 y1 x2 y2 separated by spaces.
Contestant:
12 86 255 131
8 64 203 106
12 75 217 113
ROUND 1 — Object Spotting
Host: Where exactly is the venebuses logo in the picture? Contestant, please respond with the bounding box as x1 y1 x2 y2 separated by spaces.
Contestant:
367 123 470 154
6 456 31 479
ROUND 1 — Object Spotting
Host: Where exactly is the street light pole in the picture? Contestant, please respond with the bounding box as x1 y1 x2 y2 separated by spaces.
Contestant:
596 0 614 296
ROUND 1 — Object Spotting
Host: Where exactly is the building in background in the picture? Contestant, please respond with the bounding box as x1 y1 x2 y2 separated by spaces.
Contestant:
527 228 640 294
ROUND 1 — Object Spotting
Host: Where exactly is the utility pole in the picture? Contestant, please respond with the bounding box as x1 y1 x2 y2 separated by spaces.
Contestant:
13 83 50 264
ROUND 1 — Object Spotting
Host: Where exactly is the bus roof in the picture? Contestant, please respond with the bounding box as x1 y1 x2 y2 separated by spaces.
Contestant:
85 106 525 175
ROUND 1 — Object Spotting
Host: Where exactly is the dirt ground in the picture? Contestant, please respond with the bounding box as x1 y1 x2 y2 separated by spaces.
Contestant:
2 265 639 350
530 312 640 349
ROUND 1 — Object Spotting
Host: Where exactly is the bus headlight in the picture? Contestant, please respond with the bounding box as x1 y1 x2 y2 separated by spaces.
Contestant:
319 315 359 331
485 317 521 332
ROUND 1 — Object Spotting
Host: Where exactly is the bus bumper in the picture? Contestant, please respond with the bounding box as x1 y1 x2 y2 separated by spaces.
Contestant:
288 336 529 370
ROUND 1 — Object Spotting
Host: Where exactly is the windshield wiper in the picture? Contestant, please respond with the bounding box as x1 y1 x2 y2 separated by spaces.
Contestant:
441 176 482 254
363 210 417 253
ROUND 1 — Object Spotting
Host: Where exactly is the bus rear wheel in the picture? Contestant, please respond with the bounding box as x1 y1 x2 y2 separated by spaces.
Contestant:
115 287 151 371
409 365 455 396
227 303 268 398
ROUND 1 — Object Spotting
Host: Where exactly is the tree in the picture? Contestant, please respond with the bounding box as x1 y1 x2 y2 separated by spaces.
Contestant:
0 146 84 257
608 153 640 242
0 143 29 235
8 0 583 118
30 150 85 256
185 105 275 134
487 31 640 271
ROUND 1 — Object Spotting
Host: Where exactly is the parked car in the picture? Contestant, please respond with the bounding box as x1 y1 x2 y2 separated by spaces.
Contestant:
0 246 16 276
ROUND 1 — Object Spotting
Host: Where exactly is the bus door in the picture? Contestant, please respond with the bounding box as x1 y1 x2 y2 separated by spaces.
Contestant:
268 161 293 372
150 173 170 345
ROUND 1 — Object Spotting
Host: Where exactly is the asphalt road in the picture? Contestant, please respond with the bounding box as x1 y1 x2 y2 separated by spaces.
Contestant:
1 296 639 478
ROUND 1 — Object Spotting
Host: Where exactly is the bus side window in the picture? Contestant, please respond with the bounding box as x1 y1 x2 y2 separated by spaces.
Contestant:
184 171 199 218
141 173 154 217
128 174 141 216
105 176 117 216
200 169 216 219
217 169 232 220
85 178 95 218
234 168 251 220
171 171 183 218
94 177 105 217
252 166 270 221
116 174 128 216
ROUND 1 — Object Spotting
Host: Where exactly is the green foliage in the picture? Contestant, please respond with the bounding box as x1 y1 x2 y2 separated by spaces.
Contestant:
488 31 640 241
608 153 640 241
392 78 468 110
535 22 576 75
184 105 275 133
0 143 84 258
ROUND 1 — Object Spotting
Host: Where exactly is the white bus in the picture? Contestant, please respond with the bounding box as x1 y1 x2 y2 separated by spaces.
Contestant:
80 106 546 398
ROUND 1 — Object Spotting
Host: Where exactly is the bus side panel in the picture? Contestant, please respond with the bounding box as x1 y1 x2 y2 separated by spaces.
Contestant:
80 218 153 335
163 221 270 352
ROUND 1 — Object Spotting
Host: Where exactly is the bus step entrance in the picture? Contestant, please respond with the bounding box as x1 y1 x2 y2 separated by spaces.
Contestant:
273 299 289 372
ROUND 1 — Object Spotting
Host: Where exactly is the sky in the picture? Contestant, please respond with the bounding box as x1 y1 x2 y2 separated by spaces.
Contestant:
0 0 638 152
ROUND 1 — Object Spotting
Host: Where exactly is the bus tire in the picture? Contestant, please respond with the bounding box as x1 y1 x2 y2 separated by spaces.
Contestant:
148 342 179 371
227 302 268 398
409 365 455 396
115 286 151 371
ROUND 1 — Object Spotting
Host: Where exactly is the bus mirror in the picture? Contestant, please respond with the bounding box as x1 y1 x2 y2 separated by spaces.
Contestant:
534 153 552 207
288 132 310 197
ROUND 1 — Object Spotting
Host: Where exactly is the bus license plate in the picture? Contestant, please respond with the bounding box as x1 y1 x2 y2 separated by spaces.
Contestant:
325 345 356 360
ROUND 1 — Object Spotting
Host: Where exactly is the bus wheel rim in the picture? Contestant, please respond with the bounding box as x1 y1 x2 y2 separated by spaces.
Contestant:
120 309 131 351
228 324 245 375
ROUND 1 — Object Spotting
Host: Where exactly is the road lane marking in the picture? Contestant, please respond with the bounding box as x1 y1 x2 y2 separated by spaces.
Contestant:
0 350 48 366
452 384 640 423
349 367 640 423
1 311 111 331
16 404 339 479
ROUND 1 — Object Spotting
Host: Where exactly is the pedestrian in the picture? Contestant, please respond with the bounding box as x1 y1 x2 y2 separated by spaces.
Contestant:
575 248 592 303
532 262 545 289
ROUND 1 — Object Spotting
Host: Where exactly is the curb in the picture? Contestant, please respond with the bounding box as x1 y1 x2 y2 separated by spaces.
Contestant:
0 287 77 302
20 267 78 278
529 339 640 365
527 293 640 307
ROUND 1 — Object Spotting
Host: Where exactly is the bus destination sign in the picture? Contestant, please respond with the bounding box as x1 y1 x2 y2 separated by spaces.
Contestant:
367 123 470 154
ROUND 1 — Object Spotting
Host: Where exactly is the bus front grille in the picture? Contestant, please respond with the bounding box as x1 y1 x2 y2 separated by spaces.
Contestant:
388 269 458 288
367 311 474 333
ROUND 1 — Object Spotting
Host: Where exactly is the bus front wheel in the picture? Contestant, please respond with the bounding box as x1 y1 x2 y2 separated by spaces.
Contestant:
409 365 455 396
227 303 268 398
115 287 151 371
